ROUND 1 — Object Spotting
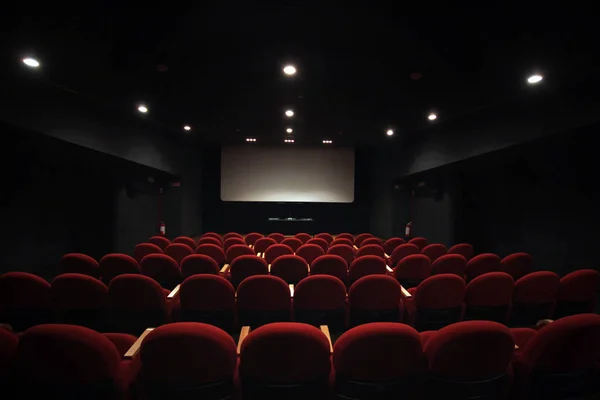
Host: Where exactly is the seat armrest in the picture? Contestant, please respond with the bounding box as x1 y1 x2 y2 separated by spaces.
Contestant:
400 285 412 298
237 326 251 355
268 264 271 273
386 266 393 273
353 245 359 250
124 328 154 359
167 284 180 299
220 264 230 274
320 325 333 354
289 284 294 298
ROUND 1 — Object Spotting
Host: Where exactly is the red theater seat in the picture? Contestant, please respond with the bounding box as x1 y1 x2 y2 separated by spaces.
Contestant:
354 233 373 248
281 237 303 252
267 232 285 243
393 254 431 289
431 254 467 278
0 272 50 331
264 243 294 265
465 253 501 281
510 271 560 326
0 328 18 379
240 322 331 399
311 255 349 286
306 237 329 252
296 244 325 265
148 236 171 250
99 253 141 285
179 275 236 330
140 254 181 289
50 273 108 331
197 236 223 247
333 322 425 399
383 237 406 255
447 243 474 260
349 255 387 284
225 244 255 263
420 244 447 262
134 243 164 264
423 321 515 399
180 254 220 277
335 233 354 242
245 232 264 246
195 244 226 266
348 275 403 326
229 255 268 288
294 275 347 330
554 269 600 318
270 254 308 284
464 272 514 323
294 232 312 244
60 253 100 278
389 244 420 267
173 236 196 249
501 252 533 281
314 233 334 244
360 237 384 247
330 238 353 247
327 244 355 266
164 243 194 265
223 232 243 240
223 237 245 253
253 237 277 254
356 244 385 259
236 275 291 327
200 232 222 243
408 237 428 251
134 322 238 400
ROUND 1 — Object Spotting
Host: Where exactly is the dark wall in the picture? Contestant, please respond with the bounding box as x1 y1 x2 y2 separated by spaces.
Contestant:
201 146 371 235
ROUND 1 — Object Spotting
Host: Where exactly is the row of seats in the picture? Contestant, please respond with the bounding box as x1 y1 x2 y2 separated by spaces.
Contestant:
2 315 599 399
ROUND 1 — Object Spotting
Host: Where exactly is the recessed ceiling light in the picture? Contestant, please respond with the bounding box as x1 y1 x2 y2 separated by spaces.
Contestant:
386 129 394 136
245 138 256 142
527 74 543 84
284 139 295 143
22 57 40 68
183 125 191 131
286 128 293 133
137 105 148 113
285 110 294 117
322 140 332 144
283 65 296 75
428 113 437 121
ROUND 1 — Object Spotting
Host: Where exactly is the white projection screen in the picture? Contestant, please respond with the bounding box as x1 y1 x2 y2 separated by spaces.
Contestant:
221 146 355 203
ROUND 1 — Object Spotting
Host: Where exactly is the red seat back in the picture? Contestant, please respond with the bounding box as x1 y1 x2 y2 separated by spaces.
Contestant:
60 253 100 277
331 238 353 247
354 233 373 247
306 238 329 252
327 244 355 266
431 254 467 277
294 275 346 311
99 253 140 285
134 244 164 264
348 275 403 323
390 244 420 266
229 255 268 288
356 244 385 259
236 276 291 326
264 244 294 265
200 232 222 243
197 236 222 247
360 237 383 247
179 275 235 329
140 254 181 289
270 255 309 284
420 244 448 262
408 237 428 251
447 243 474 260
465 253 501 281
225 244 255 263
383 237 406 255
245 232 264 246
253 237 277 254
314 233 334 244
296 244 325 265
267 233 285 243
311 255 348 284
0 272 50 331
349 255 387 282
414 274 466 310
148 236 171 250
173 236 196 249
223 237 245 253
393 254 431 288
294 233 312 244
223 232 243 240
281 237 303 252
164 243 194 265
500 252 533 280
195 244 226 265
180 254 220 277
335 233 354 242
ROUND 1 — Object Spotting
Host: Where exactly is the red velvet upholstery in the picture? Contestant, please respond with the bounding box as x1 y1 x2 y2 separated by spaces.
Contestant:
294 275 347 330
197 236 223 247
359 237 382 248
200 232 222 243
135 243 165 264
420 244 447 262
140 254 181 289
348 275 403 326
447 243 474 260
465 272 514 323
408 237 428 251
356 244 386 259
164 244 194 265
314 233 334 244
223 237 245 253
0 272 50 331
281 237 303 252
465 253 501 281
267 233 286 243
294 233 312 244
240 322 331 398
501 252 533 281
264 244 294 265
173 236 196 249
555 269 600 318
180 254 220 277
393 254 431 289
409 274 466 331
389 244 420 267
223 232 243 240
511 271 559 326
335 233 354 242
349 255 387 283
327 244 355 266
354 233 373 247
311 255 349 284
50 273 108 330
179 275 235 329
148 236 171 250
253 237 277 254
60 253 100 277
236 276 291 326
270 254 308 284
0 327 18 376
195 244 226 265
99 253 140 285
383 237 406 255
431 254 467 277
296 244 325 265
306 238 329 252
229 255 268 288
330 238 353 247
225 244 255 263
102 333 137 357
245 232 264 246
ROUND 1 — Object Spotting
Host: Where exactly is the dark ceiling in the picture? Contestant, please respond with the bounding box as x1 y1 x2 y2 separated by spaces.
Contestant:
2 4 599 146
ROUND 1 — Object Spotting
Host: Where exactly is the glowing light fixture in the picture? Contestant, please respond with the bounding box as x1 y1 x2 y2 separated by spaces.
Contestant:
284 139 295 143
283 65 297 75
138 105 148 113
322 140 332 144
386 129 394 136
246 138 256 142
183 125 191 131
428 113 437 121
527 74 543 84
286 128 293 133
285 110 294 117
22 57 40 68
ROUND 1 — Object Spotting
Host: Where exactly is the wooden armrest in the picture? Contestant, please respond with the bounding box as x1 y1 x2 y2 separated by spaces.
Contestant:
385 253 390 258
220 264 230 273
289 284 294 297
386 266 393 273
400 285 412 298
260 252 265 259
237 326 251 355
353 245 359 250
320 325 333 353
268 264 271 273
167 284 180 299
124 328 154 359
514 344 519 350
256 252 262 258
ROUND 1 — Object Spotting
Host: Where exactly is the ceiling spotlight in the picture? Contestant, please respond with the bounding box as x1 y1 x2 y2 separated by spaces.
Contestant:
245 138 256 142
527 74 543 84
428 113 437 121
322 140 332 144
284 139 295 143
137 105 148 113
183 125 191 131
386 129 394 136
22 57 40 68
286 128 293 133
285 110 294 117
283 65 296 75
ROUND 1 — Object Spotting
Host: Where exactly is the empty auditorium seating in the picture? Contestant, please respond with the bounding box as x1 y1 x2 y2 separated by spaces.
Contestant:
501 252 533 280
465 253 501 281
239 322 331 399
335 233 354 242
554 269 600 318
228 255 268 288
197 236 223 247
408 237 428 251
264 243 294 265
296 244 325 265
333 322 424 399
60 253 100 277
393 254 431 288
348 275 403 326
306 237 329 252
420 243 447 262
314 232 334 244
195 243 226 266
134 243 165 264
173 236 196 249
430 254 467 277
310 255 349 285
134 322 238 400
389 243 420 267
140 253 181 289
223 237 245 253
348 255 387 284
180 254 220 277
281 237 303 252
201 232 223 243
236 275 291 326
327 244 355 266
294 275 347 330
99 253 140 285
178 275 236 330
422 321 515 399
50 273 108 331
464 272 514 323
269 254 308 284
0 272 50 331
294 232 312 243
383 237 406 255
356 243 386 259
148 235 171 250
223 232 243 240
360 237 383 247
225 243 255 263
245 232 263 246
253 237 277 254
163 243 193 265
447 243 474 260
330 237 353 247
353 233 373 247
267 232 285 243
510 271 560 327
